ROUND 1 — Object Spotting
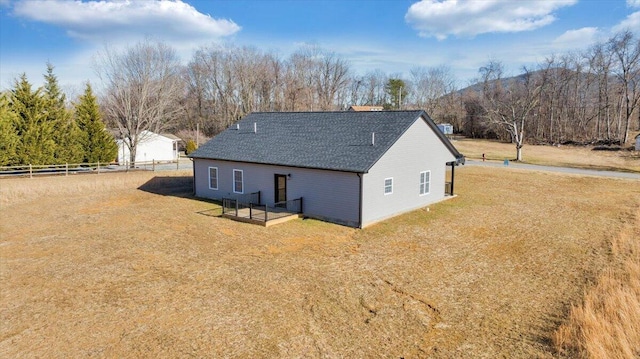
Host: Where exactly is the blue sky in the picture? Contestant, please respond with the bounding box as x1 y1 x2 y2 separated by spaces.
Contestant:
1 0 639 97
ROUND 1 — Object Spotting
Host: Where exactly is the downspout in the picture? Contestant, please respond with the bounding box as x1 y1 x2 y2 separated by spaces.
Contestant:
357 173 363 229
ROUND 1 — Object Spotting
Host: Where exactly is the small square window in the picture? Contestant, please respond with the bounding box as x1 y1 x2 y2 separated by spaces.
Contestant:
384 177 393 195
208 167 218 190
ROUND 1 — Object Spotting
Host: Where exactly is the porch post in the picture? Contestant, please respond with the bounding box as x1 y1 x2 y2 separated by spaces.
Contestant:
450 163 455 196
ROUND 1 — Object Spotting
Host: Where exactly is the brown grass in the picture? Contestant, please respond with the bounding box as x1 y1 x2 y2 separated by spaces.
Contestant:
554 205 640 358
1 168 639 357
452 138 640 172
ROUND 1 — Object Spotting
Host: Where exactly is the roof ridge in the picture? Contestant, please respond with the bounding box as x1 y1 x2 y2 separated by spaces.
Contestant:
190 110 461 172
247 110 423 114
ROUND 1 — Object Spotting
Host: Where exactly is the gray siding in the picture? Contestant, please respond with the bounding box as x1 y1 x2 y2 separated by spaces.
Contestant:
193 159 361 227
361 117 456 227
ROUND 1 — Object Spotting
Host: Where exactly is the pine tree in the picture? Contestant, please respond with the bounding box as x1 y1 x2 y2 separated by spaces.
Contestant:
10 74 56 165
43 63 84 164
75 82 118 163
0 94 20 166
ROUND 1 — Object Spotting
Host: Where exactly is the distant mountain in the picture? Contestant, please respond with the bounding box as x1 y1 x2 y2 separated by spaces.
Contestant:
455 71 538 96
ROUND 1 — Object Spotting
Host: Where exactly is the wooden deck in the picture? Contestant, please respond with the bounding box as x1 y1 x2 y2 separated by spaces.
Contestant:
221 206 301 227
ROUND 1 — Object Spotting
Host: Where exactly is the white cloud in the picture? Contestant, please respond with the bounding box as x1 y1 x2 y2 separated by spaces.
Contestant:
613 11 640 33
12 0 240 45
405 0 577 39
628 0 640 8
552 27 600 50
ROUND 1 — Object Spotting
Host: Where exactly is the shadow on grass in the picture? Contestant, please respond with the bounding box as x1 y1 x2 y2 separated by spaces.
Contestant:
138 176 225 217
196 206 223 217
137 176 194 197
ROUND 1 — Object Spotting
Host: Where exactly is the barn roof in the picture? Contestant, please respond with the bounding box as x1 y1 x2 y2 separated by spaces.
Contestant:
189 111 463 173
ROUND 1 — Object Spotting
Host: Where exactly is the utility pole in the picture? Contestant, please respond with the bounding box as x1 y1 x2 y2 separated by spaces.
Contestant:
398 86 402 110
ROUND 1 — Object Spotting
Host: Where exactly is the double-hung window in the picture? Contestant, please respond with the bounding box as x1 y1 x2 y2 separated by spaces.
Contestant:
384 177 393 195
208 167 218 190
419 171 430 195
233 169 244 193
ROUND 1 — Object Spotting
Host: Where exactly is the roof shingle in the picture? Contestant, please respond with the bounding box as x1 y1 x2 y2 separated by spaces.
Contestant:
189 111 461 173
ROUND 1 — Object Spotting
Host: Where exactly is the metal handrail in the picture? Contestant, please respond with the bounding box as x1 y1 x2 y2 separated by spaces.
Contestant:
222 195 303 222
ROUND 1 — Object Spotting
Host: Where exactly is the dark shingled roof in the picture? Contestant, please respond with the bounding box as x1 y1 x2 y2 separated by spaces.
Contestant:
189 111 462 173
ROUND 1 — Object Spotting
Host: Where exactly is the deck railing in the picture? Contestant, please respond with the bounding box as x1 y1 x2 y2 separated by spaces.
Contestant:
221 194 303 222
274 197 303 214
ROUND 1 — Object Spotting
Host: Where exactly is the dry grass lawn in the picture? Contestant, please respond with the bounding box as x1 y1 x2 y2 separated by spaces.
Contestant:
554 201 640 358
1 168 638 358
452 138 640 172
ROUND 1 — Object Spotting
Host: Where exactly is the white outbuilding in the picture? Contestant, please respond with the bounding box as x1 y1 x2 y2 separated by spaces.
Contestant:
117 131 180 165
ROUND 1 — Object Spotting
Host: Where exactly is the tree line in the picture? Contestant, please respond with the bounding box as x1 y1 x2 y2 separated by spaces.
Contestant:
1 65 117 166
95 40 462 161
97 31 638 163
2 31 637 166
461 30 640 160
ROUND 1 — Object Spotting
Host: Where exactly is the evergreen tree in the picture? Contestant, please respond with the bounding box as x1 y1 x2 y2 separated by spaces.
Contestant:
43 63 83 164
75 82 118 163
384 78 408 110
10 74 56 165
0 94 20 165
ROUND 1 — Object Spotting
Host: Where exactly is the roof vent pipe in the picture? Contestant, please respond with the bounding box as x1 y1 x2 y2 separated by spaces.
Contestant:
236 124 239 130
371 132 375 146
254 122 257 133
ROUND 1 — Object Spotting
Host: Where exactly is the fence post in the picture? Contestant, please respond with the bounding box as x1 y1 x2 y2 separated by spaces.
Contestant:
152 160 156 172
176 159 179 170
65 163 68 176
265 205 268 222
249 203 253 219
29 164 32 178
235 200 238 217
97 161 100 174
300 197 303 213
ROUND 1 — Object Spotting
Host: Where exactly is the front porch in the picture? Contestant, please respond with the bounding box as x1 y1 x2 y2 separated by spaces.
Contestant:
221 193 303 227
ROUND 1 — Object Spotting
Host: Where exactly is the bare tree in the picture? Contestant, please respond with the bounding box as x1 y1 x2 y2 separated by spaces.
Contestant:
313 50 350 110
410 65 457 115
361 70 388 106
480 61 544 161
96 40 184 165
608 30 640 144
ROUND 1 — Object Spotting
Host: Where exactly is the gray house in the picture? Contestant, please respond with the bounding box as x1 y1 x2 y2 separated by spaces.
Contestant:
189 111 465 228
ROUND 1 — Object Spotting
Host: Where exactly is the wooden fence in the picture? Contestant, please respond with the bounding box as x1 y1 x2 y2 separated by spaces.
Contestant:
0 159 185 178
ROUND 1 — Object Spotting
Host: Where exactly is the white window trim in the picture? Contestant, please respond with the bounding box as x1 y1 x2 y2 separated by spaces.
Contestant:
208 166 218 190
420 170 430 196
384 177 393 195
233 169 244 194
